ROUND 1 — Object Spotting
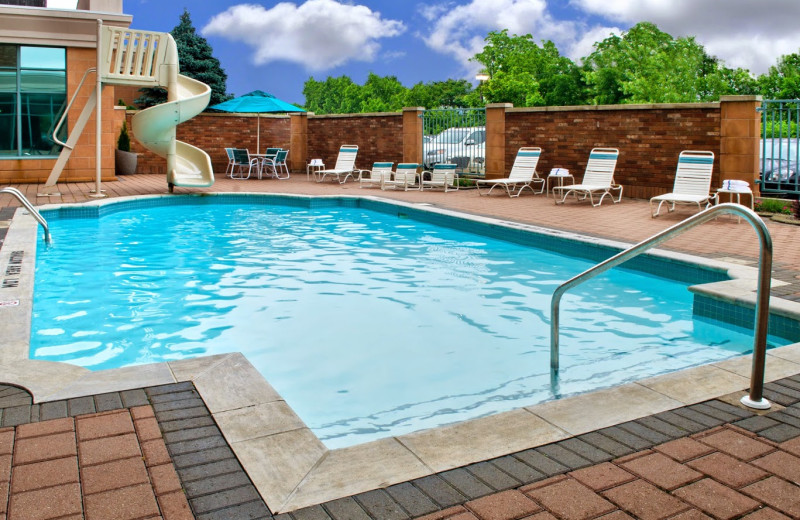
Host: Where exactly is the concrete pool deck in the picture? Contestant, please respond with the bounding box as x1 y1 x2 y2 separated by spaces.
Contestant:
2 174 800 518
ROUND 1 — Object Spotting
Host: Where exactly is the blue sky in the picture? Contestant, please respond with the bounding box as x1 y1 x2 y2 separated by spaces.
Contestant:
50 0 800 106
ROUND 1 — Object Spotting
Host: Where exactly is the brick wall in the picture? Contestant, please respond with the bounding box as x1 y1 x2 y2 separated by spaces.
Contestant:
307 113 404 170
505 105 721 200
6 96 761 201
128 113 291 175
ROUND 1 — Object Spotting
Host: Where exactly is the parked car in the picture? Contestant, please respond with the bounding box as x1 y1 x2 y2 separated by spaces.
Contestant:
423 126 485 173
760 158 799 193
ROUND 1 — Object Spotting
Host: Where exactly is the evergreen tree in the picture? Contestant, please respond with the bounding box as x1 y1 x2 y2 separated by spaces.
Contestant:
135 9 231 108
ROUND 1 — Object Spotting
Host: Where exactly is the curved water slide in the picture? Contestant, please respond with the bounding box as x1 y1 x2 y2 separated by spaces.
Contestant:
131 73 214 190
44 26 213 193
99 26 215 191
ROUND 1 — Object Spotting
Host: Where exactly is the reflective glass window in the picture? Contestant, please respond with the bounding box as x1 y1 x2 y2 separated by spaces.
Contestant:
21 47 65 70
0 45 66 157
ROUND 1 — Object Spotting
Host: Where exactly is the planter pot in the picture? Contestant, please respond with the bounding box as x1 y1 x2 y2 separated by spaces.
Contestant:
115 149 138 175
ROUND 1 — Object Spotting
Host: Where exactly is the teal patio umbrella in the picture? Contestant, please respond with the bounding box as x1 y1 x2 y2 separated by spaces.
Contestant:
209 90 305 152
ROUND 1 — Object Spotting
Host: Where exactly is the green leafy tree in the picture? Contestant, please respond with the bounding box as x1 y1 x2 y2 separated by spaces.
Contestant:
303 75 477 114
135 9 230 108
758 52 800 99
359 73 406 112
405 79 474 109
583 22 753 104
471 30 586 106
302 76 361 114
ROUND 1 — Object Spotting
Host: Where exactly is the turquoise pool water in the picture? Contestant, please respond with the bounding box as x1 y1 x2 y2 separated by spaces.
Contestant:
31 197 786 448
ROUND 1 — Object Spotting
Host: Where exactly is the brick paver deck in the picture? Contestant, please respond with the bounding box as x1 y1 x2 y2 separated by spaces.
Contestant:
2 174 800 519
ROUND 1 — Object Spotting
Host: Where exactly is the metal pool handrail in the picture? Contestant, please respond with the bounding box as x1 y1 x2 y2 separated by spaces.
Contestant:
550 203 772 410
1 187 51 244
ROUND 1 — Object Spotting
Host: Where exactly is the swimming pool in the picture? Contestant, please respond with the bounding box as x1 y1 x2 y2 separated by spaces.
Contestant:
31 195 791 448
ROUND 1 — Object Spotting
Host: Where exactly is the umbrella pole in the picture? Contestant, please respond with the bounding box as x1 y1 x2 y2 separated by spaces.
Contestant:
257 114 260 153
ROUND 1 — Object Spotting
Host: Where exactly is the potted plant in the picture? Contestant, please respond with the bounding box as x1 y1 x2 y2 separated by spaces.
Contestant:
115 120 137 175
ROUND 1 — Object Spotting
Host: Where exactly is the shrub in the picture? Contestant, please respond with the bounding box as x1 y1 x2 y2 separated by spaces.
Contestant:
754 198 792 214
117 121 131 152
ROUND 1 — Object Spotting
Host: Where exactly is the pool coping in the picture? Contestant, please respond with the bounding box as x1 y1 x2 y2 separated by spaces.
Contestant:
3 192 800 513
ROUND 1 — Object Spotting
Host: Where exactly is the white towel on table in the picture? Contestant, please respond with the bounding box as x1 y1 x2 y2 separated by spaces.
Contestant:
549 168 569 177
722 179 751 192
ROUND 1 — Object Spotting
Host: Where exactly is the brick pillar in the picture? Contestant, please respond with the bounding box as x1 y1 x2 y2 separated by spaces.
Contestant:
720 95 762 195
485 103 511 179
289 112 309 173
403 107 424 165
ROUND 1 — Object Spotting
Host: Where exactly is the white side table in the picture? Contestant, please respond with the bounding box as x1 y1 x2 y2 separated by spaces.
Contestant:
547 174 574 198
307 161 325 180
716 188 755 222
716 188 755 209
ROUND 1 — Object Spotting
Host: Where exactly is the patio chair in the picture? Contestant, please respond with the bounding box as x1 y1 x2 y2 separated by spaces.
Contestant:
359 162 394 189
476 147 544 197
224 147 236 177
317 144 359 183
650 151 716 217
230 148 258 180
420 163 458 192
382 163 420 191
553 148 621 206
260 149 290 179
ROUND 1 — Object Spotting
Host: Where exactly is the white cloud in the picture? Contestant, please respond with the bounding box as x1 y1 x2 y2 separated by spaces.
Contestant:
572 0 800 73
202 0 405 71
419 0 579 77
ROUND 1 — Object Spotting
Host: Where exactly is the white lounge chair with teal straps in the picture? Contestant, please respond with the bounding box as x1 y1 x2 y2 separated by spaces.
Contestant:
420 163 458 192
359 162 394 188
382 163 420 191
553 148 621 206
650 150 715 217
477 147 544 197
317 144 359 183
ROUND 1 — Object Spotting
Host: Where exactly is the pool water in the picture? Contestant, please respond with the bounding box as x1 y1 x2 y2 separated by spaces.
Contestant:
31 200 784 448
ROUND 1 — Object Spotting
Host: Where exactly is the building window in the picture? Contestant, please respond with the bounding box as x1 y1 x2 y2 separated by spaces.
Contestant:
0 44 66 158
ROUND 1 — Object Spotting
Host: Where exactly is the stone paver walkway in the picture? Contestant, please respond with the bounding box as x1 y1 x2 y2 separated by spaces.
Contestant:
1 407 190 519
2 377 800 519
3 175 800 518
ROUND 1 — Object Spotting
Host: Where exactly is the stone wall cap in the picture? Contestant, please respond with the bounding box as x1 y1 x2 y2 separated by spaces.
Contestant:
402 107 425 112
508 102 719 113
720 95 763 102
309 111 402 119
486 103 513 109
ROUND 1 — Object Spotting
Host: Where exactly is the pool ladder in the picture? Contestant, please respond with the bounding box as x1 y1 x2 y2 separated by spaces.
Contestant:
0 187 51 244
551 203 772 410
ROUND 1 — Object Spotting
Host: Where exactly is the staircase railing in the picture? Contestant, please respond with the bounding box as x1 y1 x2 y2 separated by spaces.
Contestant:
550 203 772 410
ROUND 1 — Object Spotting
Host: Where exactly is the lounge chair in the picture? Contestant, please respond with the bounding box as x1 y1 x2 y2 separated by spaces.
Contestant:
230 148 259 179
382 163 420 191
650 151 716 217
359 162 394 188
317 144 359 183
476 147 544 197
420 163 458 192
553 148 621 206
